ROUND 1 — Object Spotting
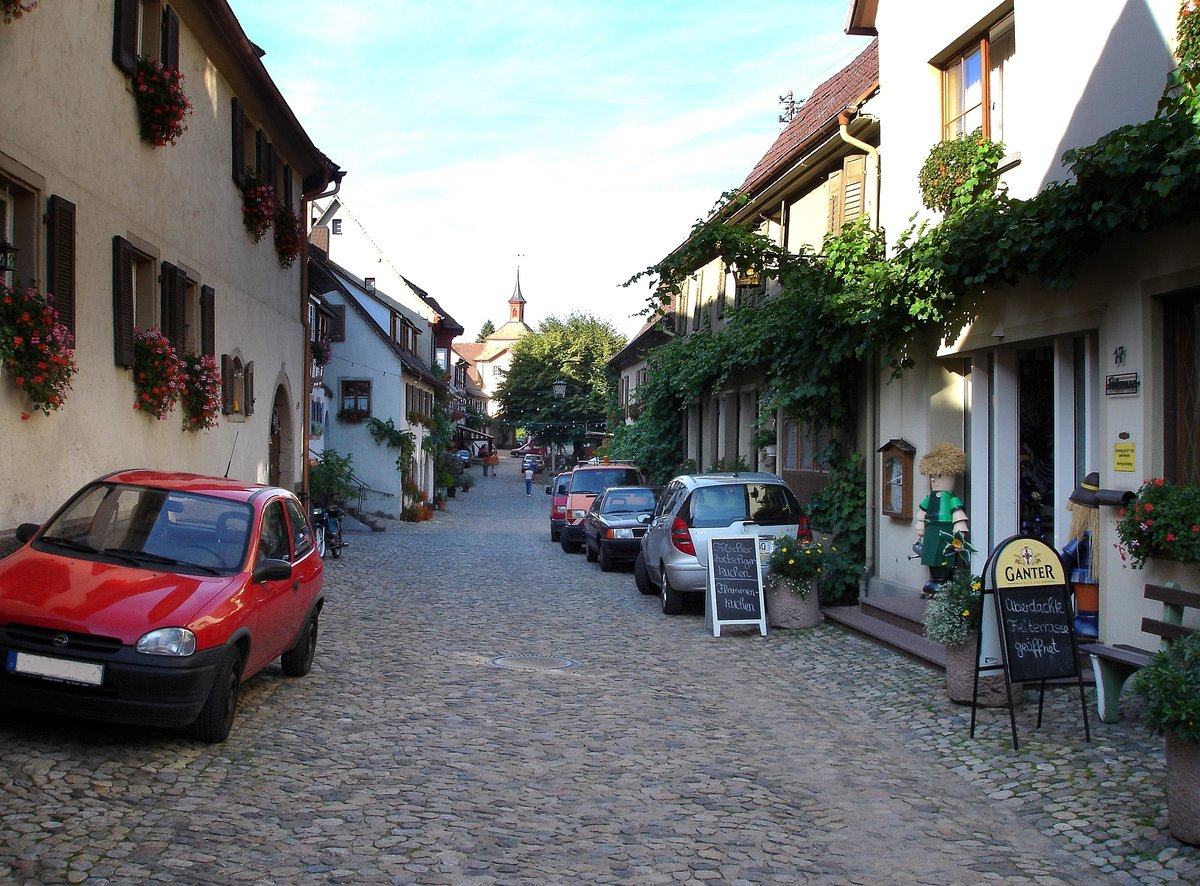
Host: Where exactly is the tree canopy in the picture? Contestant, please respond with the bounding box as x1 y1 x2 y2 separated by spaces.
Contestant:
475 319 496 343
493 312 626 450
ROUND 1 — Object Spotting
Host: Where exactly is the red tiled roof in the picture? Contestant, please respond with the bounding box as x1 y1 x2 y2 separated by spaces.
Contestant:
739 40 878 196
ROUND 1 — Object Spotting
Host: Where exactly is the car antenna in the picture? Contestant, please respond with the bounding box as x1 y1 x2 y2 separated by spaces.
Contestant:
224 431 239 478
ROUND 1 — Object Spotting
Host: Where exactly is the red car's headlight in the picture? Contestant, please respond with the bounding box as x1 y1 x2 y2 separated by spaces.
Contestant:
137 627 197 656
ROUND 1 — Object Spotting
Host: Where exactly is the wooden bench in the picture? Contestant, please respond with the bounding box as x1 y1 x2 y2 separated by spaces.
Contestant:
1078 582 1198 723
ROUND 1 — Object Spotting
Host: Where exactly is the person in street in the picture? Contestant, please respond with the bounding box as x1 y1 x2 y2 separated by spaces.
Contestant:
481 445 490 477
524 464 534 495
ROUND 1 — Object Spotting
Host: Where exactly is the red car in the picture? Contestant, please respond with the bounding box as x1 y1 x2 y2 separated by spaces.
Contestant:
510 441 547 458
0 470 324 742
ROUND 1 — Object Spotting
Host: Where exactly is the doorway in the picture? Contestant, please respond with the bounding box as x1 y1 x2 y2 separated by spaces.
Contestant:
268 385 295 490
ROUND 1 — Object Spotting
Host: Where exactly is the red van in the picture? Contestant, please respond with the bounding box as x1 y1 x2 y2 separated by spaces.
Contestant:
558 463 642 552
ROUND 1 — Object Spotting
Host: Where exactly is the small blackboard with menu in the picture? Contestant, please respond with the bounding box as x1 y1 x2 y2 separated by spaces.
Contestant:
975 535 1091 750
706 536 767 637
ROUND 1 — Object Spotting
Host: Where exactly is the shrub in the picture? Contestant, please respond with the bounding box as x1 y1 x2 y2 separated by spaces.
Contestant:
1132 631 1200 745
310 449 356 507
917 128 1005 213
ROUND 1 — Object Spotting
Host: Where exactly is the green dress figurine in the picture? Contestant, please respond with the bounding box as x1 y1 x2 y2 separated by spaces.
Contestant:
915 443 969 597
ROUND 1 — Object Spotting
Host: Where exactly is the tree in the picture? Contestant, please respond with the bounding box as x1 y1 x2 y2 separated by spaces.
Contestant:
475 320 496 343
493 312 626 454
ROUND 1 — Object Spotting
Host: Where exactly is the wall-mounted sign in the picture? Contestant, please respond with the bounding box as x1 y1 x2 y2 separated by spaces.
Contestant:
1105 372 1140 395
1114 442 1136 473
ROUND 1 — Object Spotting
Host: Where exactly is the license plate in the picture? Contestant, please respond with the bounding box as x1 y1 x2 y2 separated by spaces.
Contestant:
7 650 104 687
757 538 775 566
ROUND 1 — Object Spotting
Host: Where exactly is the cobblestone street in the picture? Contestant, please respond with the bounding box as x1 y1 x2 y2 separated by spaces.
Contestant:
1 456 1197 884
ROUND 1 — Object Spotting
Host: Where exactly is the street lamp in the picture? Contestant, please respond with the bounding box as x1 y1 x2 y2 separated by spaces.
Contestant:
0 240 18 274
552 379 567 400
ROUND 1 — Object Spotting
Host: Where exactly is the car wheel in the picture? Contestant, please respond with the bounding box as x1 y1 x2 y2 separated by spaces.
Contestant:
281 609 319 677
660 566 684 615
560 533 579 554
550 528 560 542
585 537 598 562
314 525 327 558
634 552 655 595
191 646 241 743
599 543 615 572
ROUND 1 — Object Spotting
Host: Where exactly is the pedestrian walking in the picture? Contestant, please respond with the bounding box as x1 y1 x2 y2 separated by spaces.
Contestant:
524 464 534 495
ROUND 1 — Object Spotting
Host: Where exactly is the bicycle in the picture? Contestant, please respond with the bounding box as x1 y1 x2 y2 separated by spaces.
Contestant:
311 505 345 559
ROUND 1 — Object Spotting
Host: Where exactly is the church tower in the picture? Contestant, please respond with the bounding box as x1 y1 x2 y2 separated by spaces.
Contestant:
508 270 526 323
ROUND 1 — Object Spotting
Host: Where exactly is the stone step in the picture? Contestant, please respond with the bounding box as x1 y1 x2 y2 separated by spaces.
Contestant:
824 601 945 668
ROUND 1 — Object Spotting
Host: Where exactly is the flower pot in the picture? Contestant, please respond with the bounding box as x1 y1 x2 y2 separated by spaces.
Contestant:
1167 729 1200 845
765 577 820 629
944 636 1012 706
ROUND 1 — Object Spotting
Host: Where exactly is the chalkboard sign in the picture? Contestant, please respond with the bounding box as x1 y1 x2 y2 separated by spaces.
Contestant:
986 536 1080 683
706 536 767 637
994 585 1077 683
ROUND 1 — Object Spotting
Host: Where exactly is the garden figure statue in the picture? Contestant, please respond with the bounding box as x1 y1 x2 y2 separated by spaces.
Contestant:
915 443 970 597
1062 471 1100 639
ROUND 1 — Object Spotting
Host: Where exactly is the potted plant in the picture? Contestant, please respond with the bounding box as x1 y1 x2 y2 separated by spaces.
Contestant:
2 1 37 24
460 472 476 493
924 570 1009 706
132 56 192 148
336 407 369 423
274 202 304 269
0 282 77 418
311 339 332 368
763 535 826 629
179 352 221 431
1131 631 1200 844
131 327 184 420
1115 478 1200 569
241 169 275 243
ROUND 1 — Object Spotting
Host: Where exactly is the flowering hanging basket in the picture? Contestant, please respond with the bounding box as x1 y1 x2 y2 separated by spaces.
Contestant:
1115 479 1200 568
241 169 276 243
274 202 304 269
0 282 77 418
133 56 193 148
2 0 37 23
180 352 221 431
132 327 184 420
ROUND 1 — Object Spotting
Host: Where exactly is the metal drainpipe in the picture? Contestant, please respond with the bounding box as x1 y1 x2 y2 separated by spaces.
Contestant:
838 108 879 598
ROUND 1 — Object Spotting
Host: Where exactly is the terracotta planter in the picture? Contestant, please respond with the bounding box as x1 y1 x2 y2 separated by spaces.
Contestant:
1167 730 1200 845
944 636 1012 706
765 578 821 629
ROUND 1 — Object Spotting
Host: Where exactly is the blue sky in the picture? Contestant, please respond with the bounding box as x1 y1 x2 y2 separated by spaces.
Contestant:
229 1 872 340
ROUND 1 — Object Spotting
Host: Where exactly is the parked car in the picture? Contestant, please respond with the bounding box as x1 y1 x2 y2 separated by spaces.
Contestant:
546 470 572 541
0 470 325 743
511 441 547 458
582 486 662 571
636 472 811 614
454 449 471 467
559 463 643 553
521 455 545 476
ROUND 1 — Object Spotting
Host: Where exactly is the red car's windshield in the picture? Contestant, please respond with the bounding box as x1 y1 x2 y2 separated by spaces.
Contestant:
37 483 253 574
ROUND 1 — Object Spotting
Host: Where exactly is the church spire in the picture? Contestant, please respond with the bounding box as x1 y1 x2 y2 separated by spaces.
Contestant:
508 268 526 323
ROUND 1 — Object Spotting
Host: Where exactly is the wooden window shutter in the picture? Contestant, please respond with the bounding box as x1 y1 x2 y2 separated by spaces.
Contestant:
329 305 346 342
244 361 255 416
221 354 234 413
161 6 180 69
255 130 267 177
266 143 278 192
200 285 216 357
841 154 867 227
46 195 77 338
112 236 135 367
112 0 138 74
159 262 186 351
283 164 293 210
827 167 844 234
231 98 246 186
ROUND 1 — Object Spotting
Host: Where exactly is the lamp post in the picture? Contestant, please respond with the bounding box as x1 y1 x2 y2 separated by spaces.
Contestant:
548 380 569 471
0 240 18 276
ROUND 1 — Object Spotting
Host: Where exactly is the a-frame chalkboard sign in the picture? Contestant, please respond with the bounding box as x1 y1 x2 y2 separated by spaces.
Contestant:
705 536 768 637
971 535 1091 750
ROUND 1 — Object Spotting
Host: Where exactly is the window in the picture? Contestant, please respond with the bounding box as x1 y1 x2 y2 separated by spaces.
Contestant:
341 379 371 416
112 1 180 75
691 272 703 331
257 500 290 563
221 355 254 417
285 499 314 558
781 418 831 474
1163 289 1200 484
436 347 450 371
828 154 868 234
941 13 1014 142
716 267 727 319
676 278 689 334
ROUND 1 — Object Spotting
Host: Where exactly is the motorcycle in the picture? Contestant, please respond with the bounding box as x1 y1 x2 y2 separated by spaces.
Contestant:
312 505 345 559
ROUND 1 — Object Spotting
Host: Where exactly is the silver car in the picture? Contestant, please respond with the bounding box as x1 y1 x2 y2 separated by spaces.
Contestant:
635 472 810 614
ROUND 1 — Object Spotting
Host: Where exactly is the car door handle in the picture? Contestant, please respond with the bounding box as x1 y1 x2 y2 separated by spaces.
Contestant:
292 580 300 592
